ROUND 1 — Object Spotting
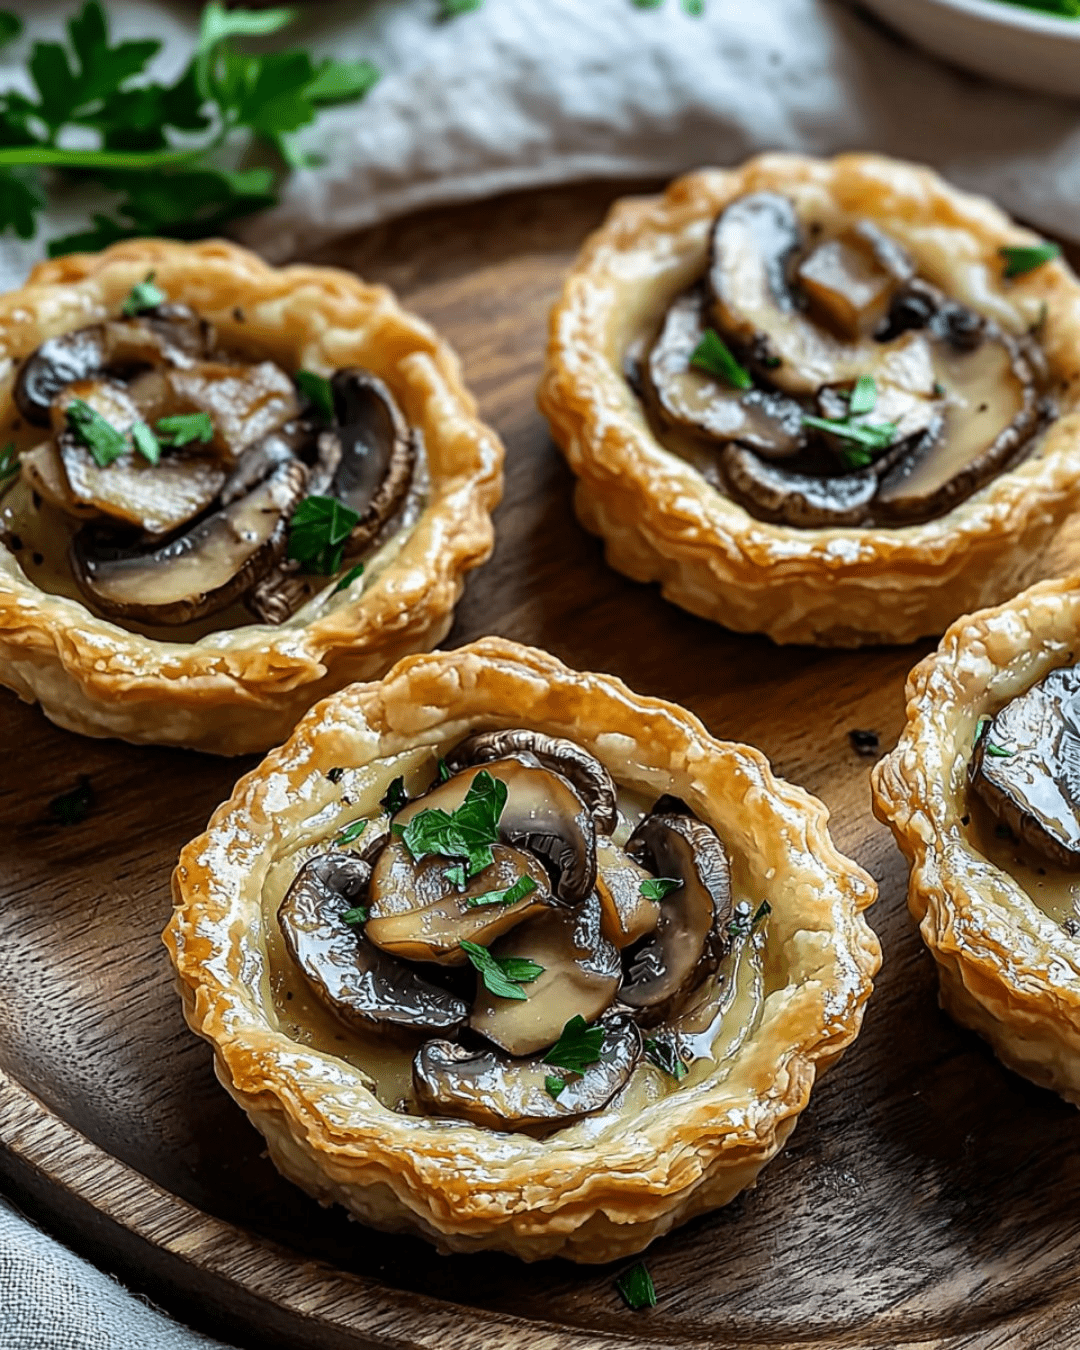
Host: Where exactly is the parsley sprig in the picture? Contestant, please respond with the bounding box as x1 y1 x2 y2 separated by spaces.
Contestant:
1000 242 1061 278
465 873 538 909
121 271 166 316
66 398 128 466
689 327 753 390
156 411 213 447
615 1262 658 1311
0 2 379 254
543 1015 605 1073
639 876 680 902
287 495 360 575
461 939 543 1001
395 769 507 878
802 375 897 469
0 442 18 483
728 899 771 941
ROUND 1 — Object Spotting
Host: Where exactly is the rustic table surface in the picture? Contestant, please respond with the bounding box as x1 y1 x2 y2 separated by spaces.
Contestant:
2 178 1080 1350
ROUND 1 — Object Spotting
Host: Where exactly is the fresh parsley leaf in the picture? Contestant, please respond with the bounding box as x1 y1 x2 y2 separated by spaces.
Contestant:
985 743 1015 758
341 904 369 926
460 939 543 1001
465 874 538 909
66 398 128 467
436 758 451 783
331 563 364 596
380 775 409 816
544 1074 566 1099
305 58 380 105
728 899 771 940
848 375 877 416
1000 242 1061 279
0 169 44 240
543 1015 605 1073
326 766 346 784
689 327 753 390
130 420 160 464
445 863 466 888
0 12 21 48
399 769 507 877
47 775 95 826
0 442 17 483
802 413 897 453
336 818 368 846
295 369 335 423
616 1262 657 1311
975 714 992 744
155 411 214 446
287 495 360 575
121 270 165 316
639 876 680 902
644 1037 689 1081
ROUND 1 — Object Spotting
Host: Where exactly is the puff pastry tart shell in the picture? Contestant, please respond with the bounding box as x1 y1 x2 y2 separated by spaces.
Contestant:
0 240 502 754
873 577 1080 1103
538 152 1080 647
165 637 879 1262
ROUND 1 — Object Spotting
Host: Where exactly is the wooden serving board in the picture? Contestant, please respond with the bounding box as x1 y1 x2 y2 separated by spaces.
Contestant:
3 178 1080 1350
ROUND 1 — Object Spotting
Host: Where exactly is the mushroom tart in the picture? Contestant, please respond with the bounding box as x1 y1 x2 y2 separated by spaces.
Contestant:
0 240 501 753
539 152 1080 646
166 638 879 1261
873 575 1080 1104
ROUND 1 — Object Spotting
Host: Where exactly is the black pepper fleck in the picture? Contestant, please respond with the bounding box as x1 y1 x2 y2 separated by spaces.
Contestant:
848 729 879 757
233 307 245 322
32 552 43 566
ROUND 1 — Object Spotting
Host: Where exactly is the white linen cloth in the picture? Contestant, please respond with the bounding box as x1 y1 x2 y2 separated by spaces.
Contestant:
2 0 1080 1344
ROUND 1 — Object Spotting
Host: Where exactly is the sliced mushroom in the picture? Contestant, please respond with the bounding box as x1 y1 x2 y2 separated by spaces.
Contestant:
875 327 1041 524
393 759 597 903
622 812 732 1023
814 380 943 467
796 222 914 341
445 729 619 835
279 850 467 1034
69 444 306 625
645 288 805 458
471 892 621 1056
366 840 552 965
54 380 228 537
19 441 99 518
414 1011 641 1130
595 836 660 949
970 664 1080 868
15 305 215 426
708 194 936 397
720 444 878 527
165 359 299 460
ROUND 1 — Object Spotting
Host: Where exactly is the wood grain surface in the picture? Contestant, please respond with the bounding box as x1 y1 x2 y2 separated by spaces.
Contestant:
3 177 1080 1350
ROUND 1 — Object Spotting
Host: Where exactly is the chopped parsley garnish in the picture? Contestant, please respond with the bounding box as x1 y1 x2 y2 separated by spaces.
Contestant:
396 769 506 878
131 420 161 464
66 399 129 467
460 939 543 1001
465 874 538 909
0 443 17 482
543 1015 605 1073
287 495 360 575
445 863 466 889
615 1262 657 1311
342 905 369 927
985 743 1014 758
156 411 214 447
326 767 346 784
689 327 753 390
336 818 368 846
975 714 992 743
728 898 772 941
295 369 335 424
639 876 680 902
1000 242 1061 279
644 1037 689 1080
544 1074 566 1099
121 271 165 316
380 775 409 816
436 758 452 784
331 563 364 596
47 775 95 826
801 412 898 463
848 374 877 416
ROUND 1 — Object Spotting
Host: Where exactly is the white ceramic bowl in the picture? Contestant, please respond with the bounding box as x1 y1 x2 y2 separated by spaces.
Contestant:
861 0 1080 100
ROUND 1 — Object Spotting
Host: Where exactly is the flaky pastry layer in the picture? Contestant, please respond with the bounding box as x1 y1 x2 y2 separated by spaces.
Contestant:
0 240 502 753
538 152 1080 647
873 577 1080 1102
165 637 879 1262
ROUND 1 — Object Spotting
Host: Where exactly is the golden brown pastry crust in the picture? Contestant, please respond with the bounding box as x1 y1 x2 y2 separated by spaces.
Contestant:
165 637 879 1262
872 576 1080 1102
538 152 1080 647
0 239 502 753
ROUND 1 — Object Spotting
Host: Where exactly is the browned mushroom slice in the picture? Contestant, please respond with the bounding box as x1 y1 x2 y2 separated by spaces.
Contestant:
19 441 100 517
595 836 660 948
165 360 300 460
366 841 552 965
69 446 306 625
874 328 1041 524
471 893 621 1056
796 222 914 341
970 664 1080 868
720 444 878 527
394 759 597 903
15 305 215 426
645 289 805 458
622 813 733 1023
708 194 936 397
54 380 228 537
414 1012 641 1130
814 380 943 468
279 850 467 1034
445 729 619 834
